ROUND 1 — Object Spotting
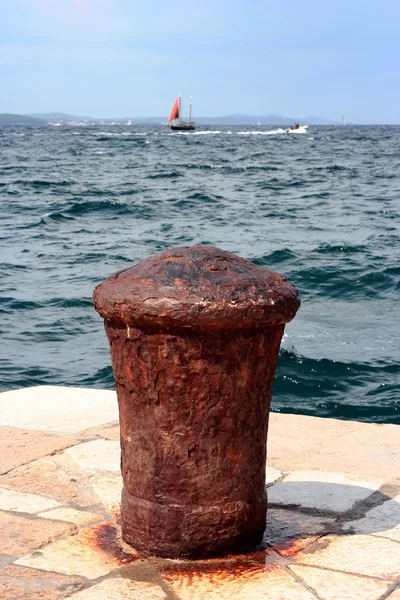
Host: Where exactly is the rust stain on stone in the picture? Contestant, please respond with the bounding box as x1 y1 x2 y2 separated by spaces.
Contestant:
297 536 332 554
84 522 136 566
162 550 281 587
269 537 319 557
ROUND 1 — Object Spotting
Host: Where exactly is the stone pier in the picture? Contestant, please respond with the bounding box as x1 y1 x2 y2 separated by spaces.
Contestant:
0 385 399 599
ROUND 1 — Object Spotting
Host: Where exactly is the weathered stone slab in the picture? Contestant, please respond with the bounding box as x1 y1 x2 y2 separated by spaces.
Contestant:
306 424 400 484
0 454 101 508
0 564 85 600
289 564 390 600
158 552 317 599
344 494 400 541
0 553 15 568
0 427 76 475
0 486 60 514
264 508 335 556
268 415 400 484
295 534 400 580
66 440 120 473
268 413 360 461
80 423 120 441
386 590 400 600
268 471 380 512
90 472 123 515
266 467 282 484
0 386 118 433
16 522 136 579
37 507 103 525
66 577 165 599
0 511 77 557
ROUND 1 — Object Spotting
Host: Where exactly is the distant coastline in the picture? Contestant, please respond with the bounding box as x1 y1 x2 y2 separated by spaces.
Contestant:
0 112 344 127
0 113 47 126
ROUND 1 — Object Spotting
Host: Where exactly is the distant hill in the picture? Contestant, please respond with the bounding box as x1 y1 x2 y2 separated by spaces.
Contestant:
195 114 340 125
26 112 341 126
0 113 46 126
132 114 340 125
28 112 92 122
0 111 342 126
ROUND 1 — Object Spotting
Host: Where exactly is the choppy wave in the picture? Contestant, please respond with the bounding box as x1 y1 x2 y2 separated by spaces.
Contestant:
274 349 399 423
1 124 399 423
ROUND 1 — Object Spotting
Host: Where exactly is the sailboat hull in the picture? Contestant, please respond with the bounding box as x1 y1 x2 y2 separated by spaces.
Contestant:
170 122 195 131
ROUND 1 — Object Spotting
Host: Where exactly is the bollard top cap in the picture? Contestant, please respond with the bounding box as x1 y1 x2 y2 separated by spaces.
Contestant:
93 245 300 333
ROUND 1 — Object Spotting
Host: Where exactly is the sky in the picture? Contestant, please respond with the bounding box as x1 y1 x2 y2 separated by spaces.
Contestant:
1 0 400 123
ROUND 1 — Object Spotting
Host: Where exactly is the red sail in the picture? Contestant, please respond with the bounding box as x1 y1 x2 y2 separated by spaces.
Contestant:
168 97 180 122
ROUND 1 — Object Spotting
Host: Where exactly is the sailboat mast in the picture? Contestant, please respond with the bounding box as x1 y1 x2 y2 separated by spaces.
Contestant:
178 93 182 123
189 97 192 123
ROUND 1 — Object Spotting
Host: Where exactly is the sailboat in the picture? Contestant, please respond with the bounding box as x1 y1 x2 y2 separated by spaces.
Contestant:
168 94 195 131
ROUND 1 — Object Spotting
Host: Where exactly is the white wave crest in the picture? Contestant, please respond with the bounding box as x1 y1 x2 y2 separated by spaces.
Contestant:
95 131 148 137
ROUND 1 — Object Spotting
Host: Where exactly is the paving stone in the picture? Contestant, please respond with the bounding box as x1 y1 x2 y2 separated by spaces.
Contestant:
0 386 118 433
66 577 166 599
263 507 335 556
0 485 60 513
66 440 120 472
266 467 282 484
0 511 77 557
268 471 380 512
16 522 136 579
289 564 390 600
0 427 76 475
343 494 400 542
309 424 400 484
90 472 123 515
158 552 317 599
268 415 400 484
0 554 15 567
0 564 85 600
38 507 103 525
0 454 101 509
81 423 120 441
268 413 360 462
295 534 400 581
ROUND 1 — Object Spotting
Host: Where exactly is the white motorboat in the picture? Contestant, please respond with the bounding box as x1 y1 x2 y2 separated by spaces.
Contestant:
287 124 309 133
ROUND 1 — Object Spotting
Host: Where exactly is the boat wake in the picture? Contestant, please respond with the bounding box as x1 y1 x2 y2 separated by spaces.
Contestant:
170 129 287 136
169 130 224 135
237 129 286 135
287 128 308 134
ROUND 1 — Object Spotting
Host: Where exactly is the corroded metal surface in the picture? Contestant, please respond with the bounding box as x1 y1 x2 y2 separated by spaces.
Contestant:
93 246 300 558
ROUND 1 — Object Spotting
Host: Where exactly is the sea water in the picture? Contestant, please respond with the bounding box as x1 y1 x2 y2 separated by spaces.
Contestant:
1 124 399 423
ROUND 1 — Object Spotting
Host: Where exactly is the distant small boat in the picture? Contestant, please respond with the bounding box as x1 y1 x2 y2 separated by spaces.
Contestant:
286 123 308 133
168 94 195 131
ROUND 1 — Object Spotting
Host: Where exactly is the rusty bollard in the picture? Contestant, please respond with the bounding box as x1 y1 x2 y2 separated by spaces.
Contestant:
93 245 300 558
